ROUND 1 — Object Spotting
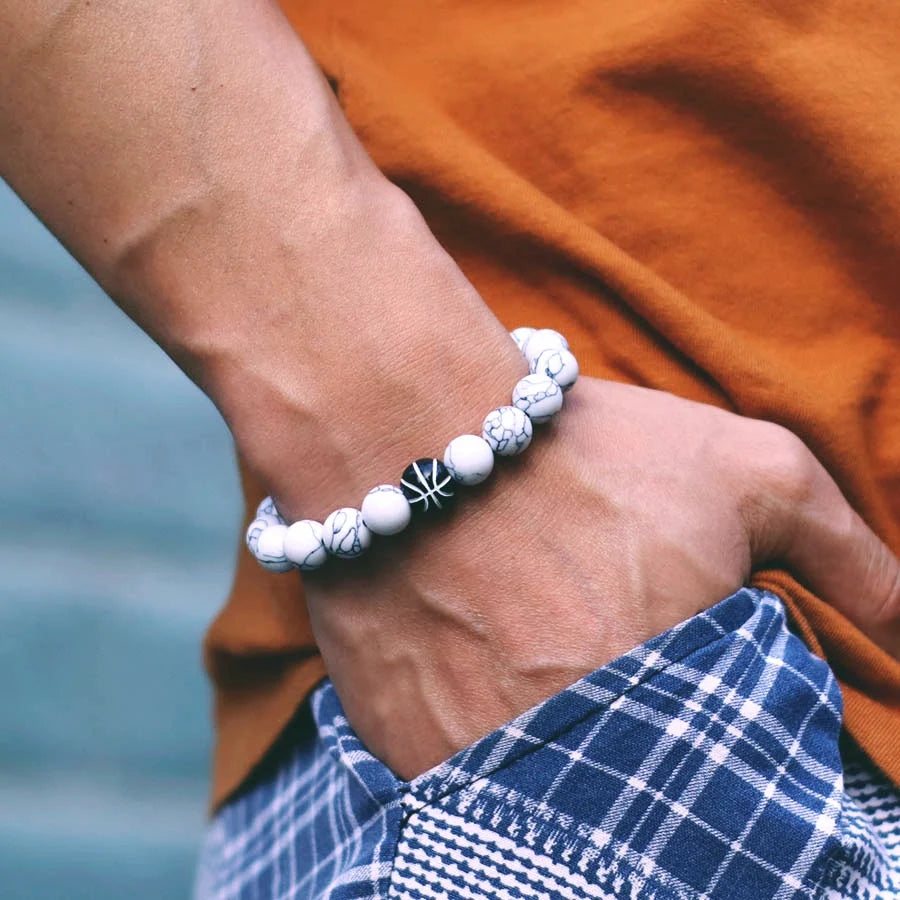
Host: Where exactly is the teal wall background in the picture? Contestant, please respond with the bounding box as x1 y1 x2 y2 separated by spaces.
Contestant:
0 180 243 898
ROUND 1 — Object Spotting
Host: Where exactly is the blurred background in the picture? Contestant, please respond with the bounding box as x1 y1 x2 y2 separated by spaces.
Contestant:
0 179 242 898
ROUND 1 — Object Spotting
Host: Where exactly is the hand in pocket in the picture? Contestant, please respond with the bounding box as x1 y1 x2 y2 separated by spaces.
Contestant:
300 377 900 780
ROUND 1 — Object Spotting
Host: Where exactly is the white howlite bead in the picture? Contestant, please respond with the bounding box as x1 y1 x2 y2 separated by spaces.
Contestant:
482 405 533 456
522 328 569 366
283 520 328 571
361 485 412 536
256 495 285 524
510 327 536 354
255 523 295 573
512 373 563 424
531 347 579 392
443 434 495 485
322 507 372 558
246 516 272 556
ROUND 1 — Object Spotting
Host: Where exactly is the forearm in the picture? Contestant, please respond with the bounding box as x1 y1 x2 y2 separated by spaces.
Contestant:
1 1 362 306
0 0 524 509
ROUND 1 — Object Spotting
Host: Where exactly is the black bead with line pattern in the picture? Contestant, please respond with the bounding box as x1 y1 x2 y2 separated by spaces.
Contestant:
400 458 457 515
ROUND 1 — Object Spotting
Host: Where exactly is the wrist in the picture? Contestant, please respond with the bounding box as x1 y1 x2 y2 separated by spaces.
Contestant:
203 183 528 518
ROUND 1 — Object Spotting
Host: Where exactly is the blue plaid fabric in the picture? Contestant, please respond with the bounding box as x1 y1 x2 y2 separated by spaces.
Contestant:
195 588 900 899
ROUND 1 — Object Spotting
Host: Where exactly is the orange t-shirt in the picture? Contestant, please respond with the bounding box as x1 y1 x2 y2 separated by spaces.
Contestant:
205 0 900 811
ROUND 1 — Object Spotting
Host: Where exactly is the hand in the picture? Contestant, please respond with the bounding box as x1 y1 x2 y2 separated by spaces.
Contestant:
297 376 900 780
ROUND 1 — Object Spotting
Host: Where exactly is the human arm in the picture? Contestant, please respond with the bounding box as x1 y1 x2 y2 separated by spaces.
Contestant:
0 0 525 505
2 0 898 780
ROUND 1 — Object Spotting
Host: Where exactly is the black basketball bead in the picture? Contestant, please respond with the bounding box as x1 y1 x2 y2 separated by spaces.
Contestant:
400 458 457 515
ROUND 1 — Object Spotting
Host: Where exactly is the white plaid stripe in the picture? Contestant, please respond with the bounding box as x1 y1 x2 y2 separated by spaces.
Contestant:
195 588 900 899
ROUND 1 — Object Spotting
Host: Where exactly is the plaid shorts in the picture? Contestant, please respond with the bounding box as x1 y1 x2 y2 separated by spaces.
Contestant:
195 588 900 899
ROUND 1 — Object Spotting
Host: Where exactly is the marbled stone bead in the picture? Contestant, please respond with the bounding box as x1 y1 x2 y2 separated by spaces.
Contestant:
245 516 272 557
283 519 328 571
322 507 372 558
400 458 457 514
522 328 569 366
255 523 295 573
443 434 495 485
482 405 533 456
255 495 284 524
531 347 579 392
361 485 412 535
512 373 563 424
510 327 536 354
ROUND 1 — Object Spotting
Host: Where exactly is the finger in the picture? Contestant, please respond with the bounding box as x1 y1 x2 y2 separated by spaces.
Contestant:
746 433 900 657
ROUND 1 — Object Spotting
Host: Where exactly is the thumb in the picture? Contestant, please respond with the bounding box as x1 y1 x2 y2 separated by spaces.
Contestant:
746 432 900 658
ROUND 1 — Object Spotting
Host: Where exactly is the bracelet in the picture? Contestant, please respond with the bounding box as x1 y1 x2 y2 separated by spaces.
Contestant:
246 327 579 572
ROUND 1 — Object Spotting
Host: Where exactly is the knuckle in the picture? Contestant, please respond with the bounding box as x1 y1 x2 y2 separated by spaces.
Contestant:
732 422 820 558
750 422 819 507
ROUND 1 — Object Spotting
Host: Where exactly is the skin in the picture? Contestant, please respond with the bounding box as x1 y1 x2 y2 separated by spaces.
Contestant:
1 0 898 780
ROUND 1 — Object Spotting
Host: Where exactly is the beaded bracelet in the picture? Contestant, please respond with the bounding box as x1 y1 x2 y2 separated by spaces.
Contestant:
246 327 578 572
